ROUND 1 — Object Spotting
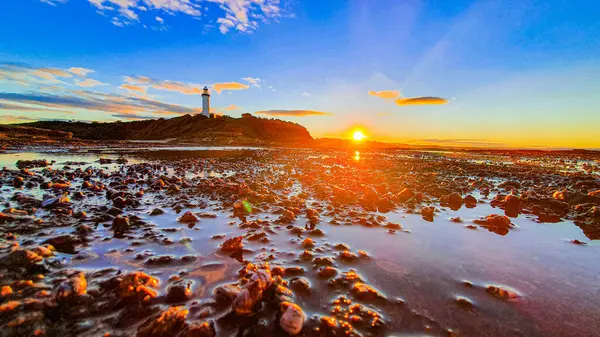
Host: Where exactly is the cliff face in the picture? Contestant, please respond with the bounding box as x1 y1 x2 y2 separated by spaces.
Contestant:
20 113 314 145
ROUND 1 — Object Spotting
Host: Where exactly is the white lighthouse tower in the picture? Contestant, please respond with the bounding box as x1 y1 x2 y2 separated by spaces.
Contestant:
201 86 210 117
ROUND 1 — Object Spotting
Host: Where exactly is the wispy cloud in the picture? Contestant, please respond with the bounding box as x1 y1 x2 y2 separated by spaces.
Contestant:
39 0 67 6
76 78 108 88
0 62 84 86
242 77 261 87
124 76 250 94
69 67 95 77
0 114 37 123
254 109 332 117
301 92 311 96
0 101 75 115
395 96 448 106
119 84 148 94
41 0 290 34
213 82 250 93
368 90 400 99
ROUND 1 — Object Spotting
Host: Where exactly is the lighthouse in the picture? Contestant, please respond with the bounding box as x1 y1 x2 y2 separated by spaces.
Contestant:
201 86 210 117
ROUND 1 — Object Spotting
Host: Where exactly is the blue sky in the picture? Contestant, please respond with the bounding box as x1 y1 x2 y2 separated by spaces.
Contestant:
1 0 599 148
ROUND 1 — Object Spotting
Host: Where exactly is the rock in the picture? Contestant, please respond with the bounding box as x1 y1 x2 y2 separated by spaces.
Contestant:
397 188 415 203
136 306 189 337
448 193 463 208
250 269 273 291
1 286 13 296
289 278 311 294
351 282 384 300
76 224 93 235
180 321 216 337
233 281 263 315
279 302 305 335
301 238 315 248
317 266 338 279
474 214 513 229
178 211 199 223
486 285 520 300
13 177 24 188
41 194 70 208
167 280 194 303
463 195 477 206
284 266 305 276
299 250 314 260
56 272 87 301
0 212 14 224
16 159 50 169
338 250 358 262
455 296 474 309
150 208 165 216
120 272 159 300
220 236 243 251
421 206 435 222
112 215 131 234
32 245 54 257
1 249 42 267
214 284 241 303
278 210 296 223
43 235 81 253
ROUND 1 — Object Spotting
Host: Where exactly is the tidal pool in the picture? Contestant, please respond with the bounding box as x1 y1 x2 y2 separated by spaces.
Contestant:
0 148 598 336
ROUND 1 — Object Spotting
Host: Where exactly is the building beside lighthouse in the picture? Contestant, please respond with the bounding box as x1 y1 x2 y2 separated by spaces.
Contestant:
201 86 210 117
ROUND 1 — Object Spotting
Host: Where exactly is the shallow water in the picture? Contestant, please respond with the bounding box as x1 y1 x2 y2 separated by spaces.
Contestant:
1 148 599 336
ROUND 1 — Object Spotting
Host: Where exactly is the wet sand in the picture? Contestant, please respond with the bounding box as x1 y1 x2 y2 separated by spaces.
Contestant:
0 147 599 337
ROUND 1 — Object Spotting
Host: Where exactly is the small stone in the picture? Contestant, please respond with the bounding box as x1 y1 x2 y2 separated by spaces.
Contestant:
112 215 131 234
289 278 311 294
220 236 243 251
136 306 189 337
150 208 165 216
179 211 199 223
167 280 194 303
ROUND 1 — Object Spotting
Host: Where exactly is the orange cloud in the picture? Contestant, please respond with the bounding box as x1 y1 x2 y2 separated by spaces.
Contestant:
31 68 71 82
68 67 94 77
224 104 241 111
76 78 107 88
212 82 250 94
395 97 448 106
120 84 148 94
125 76 153 84
368 90 400 99
254 110 333 117
152 81 203 95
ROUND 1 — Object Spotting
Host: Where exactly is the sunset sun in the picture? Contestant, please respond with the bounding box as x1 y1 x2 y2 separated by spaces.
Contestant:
352 130 366 141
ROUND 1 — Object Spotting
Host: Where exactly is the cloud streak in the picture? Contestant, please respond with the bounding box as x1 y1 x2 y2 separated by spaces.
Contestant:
0 101 75 115
76 78 108 87
254 109 332 117
124 76 251 94
395 96 448 106
368 90 400 99
1 62 94 86
212 82 250 93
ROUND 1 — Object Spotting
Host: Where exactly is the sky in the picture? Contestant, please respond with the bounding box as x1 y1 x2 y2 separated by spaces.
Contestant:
1 0 599 149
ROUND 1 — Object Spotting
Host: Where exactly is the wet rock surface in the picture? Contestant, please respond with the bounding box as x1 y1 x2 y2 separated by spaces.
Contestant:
0 148 599 336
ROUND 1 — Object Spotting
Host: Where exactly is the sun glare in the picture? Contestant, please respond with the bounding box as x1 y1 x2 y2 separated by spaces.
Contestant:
353 130 366 141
